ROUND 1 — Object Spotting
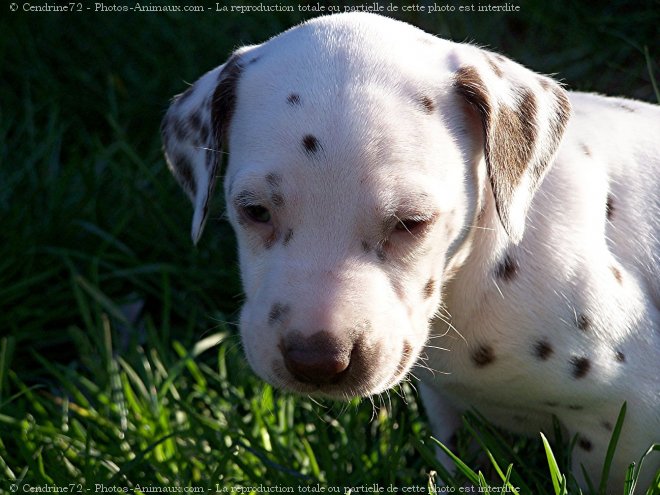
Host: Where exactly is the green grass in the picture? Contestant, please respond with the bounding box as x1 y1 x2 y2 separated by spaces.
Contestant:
2 324 659 492
1 1 659 493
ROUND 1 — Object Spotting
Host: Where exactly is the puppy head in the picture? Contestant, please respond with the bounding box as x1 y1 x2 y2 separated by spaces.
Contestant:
162 13 570 398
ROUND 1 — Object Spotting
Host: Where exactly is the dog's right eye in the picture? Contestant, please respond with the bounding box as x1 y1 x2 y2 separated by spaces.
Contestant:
243 204 272 223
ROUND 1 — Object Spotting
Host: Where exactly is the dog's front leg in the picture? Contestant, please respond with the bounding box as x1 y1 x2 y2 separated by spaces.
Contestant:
419 382 464 473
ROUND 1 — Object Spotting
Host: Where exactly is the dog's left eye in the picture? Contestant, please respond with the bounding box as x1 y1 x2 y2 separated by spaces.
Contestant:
395 217 427 234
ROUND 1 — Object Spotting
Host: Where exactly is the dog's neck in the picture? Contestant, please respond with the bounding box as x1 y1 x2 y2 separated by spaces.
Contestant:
439 189 514 332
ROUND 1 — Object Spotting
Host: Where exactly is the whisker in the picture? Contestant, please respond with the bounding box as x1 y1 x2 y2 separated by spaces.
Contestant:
196 146 228 156
467 224 495 231
492 279 504 299
424 344 450 352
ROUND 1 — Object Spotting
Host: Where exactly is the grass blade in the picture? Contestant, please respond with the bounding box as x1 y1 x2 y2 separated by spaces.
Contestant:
541 432 565 495
430 436 480 486
598 401 626 494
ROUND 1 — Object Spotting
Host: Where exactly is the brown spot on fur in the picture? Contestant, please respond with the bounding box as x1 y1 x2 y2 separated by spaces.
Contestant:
423 279 436 299
611 266 622 284
302 134 321 154
495 97 534 182
200 124 210 145
494 89 538 183
287 93 301 105
577 313 590 331
578 436 593 451
266 173 282 187
496 253 518 281
571 356 591 379
172 118 187 142
234 190 259 207
472 344 495 367
606 195 615 221
271 192 284 207
455 66 492 127
361 241 371 253
534 340 553 360
418 95 435 113
268 303 289 325
553 86 572 138
189 112 202 132
212 54 244 147
615 350 625 363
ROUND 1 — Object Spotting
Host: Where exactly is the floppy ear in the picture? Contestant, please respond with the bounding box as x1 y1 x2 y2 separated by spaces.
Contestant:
454 51 571 243
161 54 244 244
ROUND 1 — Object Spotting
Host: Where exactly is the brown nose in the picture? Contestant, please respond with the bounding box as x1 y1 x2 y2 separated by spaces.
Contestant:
281 331 351 385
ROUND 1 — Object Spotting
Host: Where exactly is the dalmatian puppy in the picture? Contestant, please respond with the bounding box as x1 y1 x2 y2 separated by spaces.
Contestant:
161 13 660 489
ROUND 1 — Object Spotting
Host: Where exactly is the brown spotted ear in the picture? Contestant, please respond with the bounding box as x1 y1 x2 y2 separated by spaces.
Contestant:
161 54 244 244
454 56 571 243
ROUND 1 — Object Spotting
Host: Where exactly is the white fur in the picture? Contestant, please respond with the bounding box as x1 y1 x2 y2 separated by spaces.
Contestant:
162 13 660 490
